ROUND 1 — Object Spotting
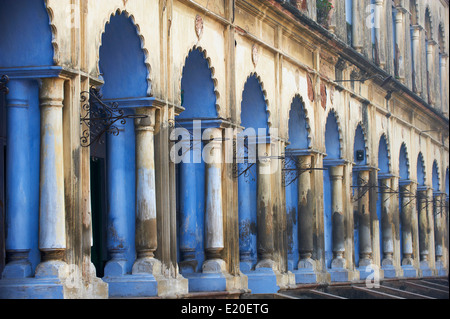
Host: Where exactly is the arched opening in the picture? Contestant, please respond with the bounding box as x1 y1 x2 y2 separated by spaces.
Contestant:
284 95 311 272
445 168 449 222
425 8 433 105
238 73 278 293
325 111 341 160
0 0 54 279
398 143 411 267
416 152 432 273
432 161 440 193
345 0 353 45
238 74 270 273
176 47 218 279
178 49 217 120
417 153 426 187
409 0 419 92
438 24 447 114
352 124 369 270
91 11 150 281
377 135 391 268
431 161 444 269
323 110 343 270
446 168 449 206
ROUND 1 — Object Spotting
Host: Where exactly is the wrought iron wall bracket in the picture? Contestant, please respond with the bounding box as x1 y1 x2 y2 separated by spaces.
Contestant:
80 87 147 148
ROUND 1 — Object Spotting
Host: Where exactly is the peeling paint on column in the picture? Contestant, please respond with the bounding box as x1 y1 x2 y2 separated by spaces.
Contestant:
39 78 66 251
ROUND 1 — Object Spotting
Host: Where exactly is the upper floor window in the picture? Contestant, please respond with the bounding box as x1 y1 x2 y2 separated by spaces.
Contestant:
370 0 377 63
392 3 398 77
425 8 432 104
345 0 353 45
409 0 417 90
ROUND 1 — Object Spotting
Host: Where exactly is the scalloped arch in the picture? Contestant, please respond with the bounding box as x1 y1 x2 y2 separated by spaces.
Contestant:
353 121 370 164
417 152 427 185
178 46 221 117
432 160 440 191
438 23 447 54
424 5 435 41
377 132 392 173
286 94 312 149
399 142 410 180
95 8 152 96
43 0 59 65
239 72 272 129
325 108 344 158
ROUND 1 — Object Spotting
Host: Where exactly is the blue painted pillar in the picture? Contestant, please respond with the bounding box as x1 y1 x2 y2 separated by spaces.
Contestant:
400 182 414 265
104 110 136 277
35 77 67 278
178 137 199 273
3 79 35 278
380 177 394 268
417 187 430 270
297 155 314 270
285 156 298 271
238 143 257 272
132 108 160 275
357 169 372 267
434 193 444 265
434 193 446 276
329 165 346 269
255 143 274 269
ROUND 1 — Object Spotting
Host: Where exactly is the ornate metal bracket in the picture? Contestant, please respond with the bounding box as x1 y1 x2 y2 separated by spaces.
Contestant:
80 87 147 148
0 75 9 95
282 153 326 187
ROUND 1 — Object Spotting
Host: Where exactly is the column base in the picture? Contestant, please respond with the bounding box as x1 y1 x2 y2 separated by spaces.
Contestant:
2 261 32 279
242 268 280 294
292 258 318 284
156 274 189 297
0 277 66 299
103 254 159 298
419 261 433 277
37 261 67 279
331 256 346 269
102 274 158 298
435 261 447 277
132 257 161 276
2 250 33 279
183 272 227 293
239 260 254 273
202 258 226 274
382 265 404 278
292 269 317 284
357 263 378 281
328 268 349 283
0 261 109 299
402 265 418 278
255 258 275 270
104 259 127 277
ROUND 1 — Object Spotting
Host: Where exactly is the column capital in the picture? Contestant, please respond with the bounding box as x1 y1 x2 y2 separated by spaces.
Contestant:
329 165 344 179
135 107 156 131
39 77 65 108
394 10 404 23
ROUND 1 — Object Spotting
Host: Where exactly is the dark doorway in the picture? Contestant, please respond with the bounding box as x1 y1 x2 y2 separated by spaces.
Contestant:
0 84 6 278
90 140 108 278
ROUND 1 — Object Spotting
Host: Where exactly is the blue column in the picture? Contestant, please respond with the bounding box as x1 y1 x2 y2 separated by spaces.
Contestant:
3 79 35 278
178 138 199 274
238 145 257 272
104 112 136 277
284 157 298 271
